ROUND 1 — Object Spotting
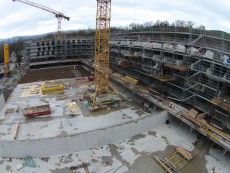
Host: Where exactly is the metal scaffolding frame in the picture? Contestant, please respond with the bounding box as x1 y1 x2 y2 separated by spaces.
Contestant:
109 26 230 126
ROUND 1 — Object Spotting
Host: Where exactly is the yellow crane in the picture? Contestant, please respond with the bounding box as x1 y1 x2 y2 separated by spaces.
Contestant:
12 0 70 40
93 0 112 105
3 44 10 77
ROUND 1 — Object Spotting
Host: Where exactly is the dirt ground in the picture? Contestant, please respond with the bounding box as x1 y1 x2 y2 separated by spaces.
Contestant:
18 66 92 84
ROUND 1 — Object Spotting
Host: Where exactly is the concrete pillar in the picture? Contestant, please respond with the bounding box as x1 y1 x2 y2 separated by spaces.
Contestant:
189 126 193 133
0 93 5 110
222 149 228 156
153 104 156 111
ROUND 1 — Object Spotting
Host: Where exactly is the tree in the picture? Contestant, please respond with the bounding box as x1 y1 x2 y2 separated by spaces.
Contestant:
186 21 194 28
143 21 154 28
154 20 161 26
160 21 169 27
197 25 206 30
0 42 4 63
174 20 186 27
129 23 137 30
10 40 24 63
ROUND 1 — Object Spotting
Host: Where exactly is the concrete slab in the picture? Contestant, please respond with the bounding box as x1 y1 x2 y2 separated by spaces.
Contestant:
0 79 168 157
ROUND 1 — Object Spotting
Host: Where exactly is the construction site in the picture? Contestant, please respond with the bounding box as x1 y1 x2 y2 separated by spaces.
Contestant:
0 0 230 173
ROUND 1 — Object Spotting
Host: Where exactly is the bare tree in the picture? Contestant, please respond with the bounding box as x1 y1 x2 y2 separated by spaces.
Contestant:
160 21 170 27
197 25 206 30
186 21 194 27
175 20 186 27
143 21 154 28
154 20 161 26
129 23 137 30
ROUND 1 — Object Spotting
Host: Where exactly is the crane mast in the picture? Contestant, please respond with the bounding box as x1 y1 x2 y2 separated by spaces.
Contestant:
12 0 70 39
93 0 111 105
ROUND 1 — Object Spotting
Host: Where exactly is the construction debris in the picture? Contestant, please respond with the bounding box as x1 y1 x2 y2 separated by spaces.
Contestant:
152 75 174 82
164 63 189 72
70 162 89 173
180 111 202 127
56 94 70 101
17 155 36 170
15 106 20 113
5 108 14 114
118 60 133 68
60 154 73 164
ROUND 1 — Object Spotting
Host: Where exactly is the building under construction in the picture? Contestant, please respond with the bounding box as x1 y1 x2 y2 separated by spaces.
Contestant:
24 26 230 129
0 25 230 173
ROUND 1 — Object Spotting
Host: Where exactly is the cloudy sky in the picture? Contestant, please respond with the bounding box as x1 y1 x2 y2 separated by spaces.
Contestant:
0 0 229 38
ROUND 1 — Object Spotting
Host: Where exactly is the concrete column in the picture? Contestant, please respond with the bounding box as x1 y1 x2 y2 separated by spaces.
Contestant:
222 149 228 156
0 93 5 110
152 104 156 111
189 126 193 133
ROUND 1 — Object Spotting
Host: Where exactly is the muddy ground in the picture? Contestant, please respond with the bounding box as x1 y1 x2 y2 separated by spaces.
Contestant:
18 66 91 84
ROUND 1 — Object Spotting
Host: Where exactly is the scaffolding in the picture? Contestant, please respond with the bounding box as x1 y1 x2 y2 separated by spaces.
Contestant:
109 26 230 128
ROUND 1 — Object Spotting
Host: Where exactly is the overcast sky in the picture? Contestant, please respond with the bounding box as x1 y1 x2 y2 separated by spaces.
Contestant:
0 0 229 39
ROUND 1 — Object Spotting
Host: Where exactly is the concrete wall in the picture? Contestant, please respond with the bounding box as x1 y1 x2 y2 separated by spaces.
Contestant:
0 111 168 158
0 94 5 111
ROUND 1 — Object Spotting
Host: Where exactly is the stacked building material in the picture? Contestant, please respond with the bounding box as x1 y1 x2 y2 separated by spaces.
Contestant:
41 82 64 94
124 75 139 85
118 60 132 67
180 111 201 127
176 146 192 160
164 63 189 72
23 104 51 117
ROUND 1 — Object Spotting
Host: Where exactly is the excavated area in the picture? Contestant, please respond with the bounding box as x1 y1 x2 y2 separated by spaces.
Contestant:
18 66 91 84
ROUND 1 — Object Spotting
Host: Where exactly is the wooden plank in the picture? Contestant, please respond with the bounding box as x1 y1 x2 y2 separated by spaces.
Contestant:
198 119 230 142
165 151 177 161
153 155 173 173
13 122 20 140
176 147 192 160
180 111 201 127
177 147 192 158
160 157 177 172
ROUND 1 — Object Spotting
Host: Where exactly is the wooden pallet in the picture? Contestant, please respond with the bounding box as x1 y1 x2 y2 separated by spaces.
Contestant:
153 147 192 173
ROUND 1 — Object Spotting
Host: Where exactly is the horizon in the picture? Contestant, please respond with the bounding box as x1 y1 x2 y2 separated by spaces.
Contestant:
0 0 229 39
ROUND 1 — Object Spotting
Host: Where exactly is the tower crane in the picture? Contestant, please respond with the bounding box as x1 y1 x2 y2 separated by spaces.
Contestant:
3 44 10 77
93 0 112 105
12 0 70 40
